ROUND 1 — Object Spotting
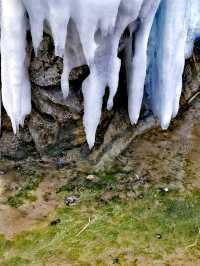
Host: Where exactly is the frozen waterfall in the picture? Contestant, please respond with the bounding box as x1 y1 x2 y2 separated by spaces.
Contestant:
1 0 200 148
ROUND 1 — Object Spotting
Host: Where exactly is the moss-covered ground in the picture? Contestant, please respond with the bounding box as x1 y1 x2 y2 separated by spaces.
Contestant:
0 166 200 266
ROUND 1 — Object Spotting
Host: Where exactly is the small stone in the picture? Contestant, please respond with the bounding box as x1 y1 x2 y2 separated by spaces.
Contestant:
64 195 79 206
159 187 169 194
86 175 97 181
135 174 140 180
156 234 162 239
138 193 144 199
50 218 61 226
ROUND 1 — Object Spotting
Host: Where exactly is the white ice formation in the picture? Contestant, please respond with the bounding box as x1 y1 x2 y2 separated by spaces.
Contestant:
1 0 200 148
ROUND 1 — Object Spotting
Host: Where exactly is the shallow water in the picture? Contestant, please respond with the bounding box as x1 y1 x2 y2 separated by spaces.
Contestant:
0 99 200 265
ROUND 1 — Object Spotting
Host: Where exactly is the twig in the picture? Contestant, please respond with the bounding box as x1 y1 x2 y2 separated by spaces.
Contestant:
76 217 92 237
188 91 200 104
185 228 200 250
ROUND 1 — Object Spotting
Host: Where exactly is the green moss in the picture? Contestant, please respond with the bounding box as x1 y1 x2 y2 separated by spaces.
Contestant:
1 184 200 265
6 175 42 208
57 174 118 194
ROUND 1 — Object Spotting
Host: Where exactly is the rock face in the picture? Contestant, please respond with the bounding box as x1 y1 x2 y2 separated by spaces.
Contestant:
0 35 200 171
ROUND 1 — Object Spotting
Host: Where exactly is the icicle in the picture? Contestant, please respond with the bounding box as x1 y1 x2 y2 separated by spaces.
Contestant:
61 20 86 98
22 0 45 55
1 0 31 133
148 0 189 129
77 0 122 148
127 0 160 125
46 0 70 58
82 65 105 149
106 0 144 111
72 0 121 65
81 0 144 148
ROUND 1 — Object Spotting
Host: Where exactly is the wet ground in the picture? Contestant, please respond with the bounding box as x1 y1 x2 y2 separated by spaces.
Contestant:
0 99 200 265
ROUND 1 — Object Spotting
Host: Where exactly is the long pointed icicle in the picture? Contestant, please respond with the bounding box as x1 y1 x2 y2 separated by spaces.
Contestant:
1 0 31 132
128 0 160 125
150 0 189 129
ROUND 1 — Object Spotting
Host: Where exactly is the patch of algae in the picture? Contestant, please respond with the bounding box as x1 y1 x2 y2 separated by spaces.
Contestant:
0 174 200 266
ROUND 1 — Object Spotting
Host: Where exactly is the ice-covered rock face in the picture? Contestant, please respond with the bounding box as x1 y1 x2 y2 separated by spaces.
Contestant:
1 0 200 148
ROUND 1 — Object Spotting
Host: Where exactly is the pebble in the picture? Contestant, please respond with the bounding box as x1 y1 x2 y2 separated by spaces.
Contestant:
64 195 79 206
159 187 169 194
156 234 162 239
0 171 5 176
86 174 97 181
50 218 61 226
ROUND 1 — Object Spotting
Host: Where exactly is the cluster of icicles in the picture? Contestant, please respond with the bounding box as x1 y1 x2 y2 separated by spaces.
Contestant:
1 0 200 148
